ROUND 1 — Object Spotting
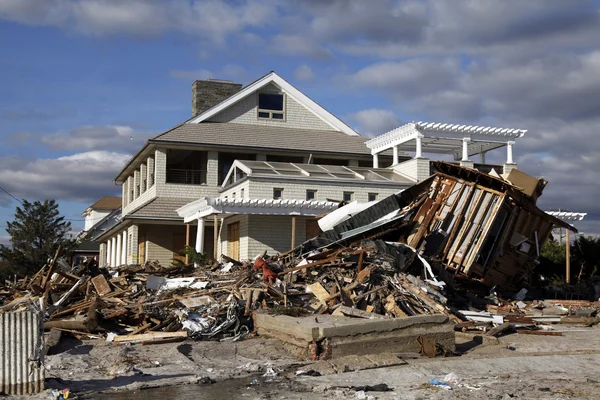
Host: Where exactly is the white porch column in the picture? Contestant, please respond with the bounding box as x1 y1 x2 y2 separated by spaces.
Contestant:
116 234 122 267
196 218 205 255
372 153 379 168
506 141 515 164
121 231 128 265
415 134 423 158
392 146 399 165
480 151 486 164
461 138 471 161
106 240 112 266
110 237 117 267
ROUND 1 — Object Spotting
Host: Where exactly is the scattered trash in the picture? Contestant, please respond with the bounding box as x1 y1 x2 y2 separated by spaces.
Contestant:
296 369 322 376
444 372 460 384
262 366 279 377
50 388 70 400
430 378 452 390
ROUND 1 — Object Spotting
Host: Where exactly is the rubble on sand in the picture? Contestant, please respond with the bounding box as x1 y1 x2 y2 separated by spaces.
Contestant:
1 162 597 347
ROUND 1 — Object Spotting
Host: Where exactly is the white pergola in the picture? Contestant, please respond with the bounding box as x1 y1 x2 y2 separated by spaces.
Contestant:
177 197 338 255
365 121 526 167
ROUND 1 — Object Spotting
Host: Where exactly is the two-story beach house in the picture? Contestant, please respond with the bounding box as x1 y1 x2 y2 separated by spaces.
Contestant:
95 72 525 266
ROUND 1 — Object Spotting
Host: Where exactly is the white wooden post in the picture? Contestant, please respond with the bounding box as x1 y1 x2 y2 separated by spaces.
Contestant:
373 153 379 168
196 218 205 255
392 146 399 165
462 138 471 161
116 234 122 267
106 240 112 266
121 231 127 265
507 141 515 164
415 135 423 158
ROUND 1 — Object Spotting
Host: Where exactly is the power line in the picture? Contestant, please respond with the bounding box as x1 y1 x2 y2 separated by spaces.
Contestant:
0 185 23 204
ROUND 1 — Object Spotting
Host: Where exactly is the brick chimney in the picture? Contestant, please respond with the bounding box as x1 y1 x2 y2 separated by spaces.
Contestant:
192 79 242 117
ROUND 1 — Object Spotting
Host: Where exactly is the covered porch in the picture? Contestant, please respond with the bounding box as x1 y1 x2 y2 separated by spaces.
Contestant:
177 197 338 261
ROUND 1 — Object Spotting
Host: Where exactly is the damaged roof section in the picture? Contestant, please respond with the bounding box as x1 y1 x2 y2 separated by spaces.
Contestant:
305 162 574 290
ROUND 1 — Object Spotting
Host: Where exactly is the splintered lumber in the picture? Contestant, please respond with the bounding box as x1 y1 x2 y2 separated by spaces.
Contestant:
41 247 61 290
113 331 188 343
91 275 112 296
517 330 563 336
486 322 513 337
45 299 98 332
54 275 88 307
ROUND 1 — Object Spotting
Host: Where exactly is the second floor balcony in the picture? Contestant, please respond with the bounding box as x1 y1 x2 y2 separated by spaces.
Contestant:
166 168 207 185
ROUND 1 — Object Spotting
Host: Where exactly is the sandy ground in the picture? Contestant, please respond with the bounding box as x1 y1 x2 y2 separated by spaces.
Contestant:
9 325 600 399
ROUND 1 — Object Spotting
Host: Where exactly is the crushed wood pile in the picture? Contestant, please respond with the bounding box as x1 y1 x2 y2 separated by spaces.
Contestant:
0 162 596 344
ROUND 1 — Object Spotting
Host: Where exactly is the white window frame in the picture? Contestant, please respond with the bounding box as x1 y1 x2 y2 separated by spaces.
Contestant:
257 92 285 121
273 188 284 200
343 191 354 202
306 189 317 201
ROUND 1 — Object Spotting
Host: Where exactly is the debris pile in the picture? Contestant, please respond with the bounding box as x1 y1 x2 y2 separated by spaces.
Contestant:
0 162 596 345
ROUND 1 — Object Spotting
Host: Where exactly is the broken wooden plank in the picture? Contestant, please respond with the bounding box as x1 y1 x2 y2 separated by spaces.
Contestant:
54 275 89 307
113 331 188 343
486 322 513 337
517 330 563 336
91 275 112 296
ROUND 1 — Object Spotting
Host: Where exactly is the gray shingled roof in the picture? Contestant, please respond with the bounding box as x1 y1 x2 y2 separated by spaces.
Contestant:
151 122 374 156
125 197 189 220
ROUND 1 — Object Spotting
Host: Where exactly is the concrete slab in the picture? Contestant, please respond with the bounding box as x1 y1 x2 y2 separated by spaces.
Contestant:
254 312 455 360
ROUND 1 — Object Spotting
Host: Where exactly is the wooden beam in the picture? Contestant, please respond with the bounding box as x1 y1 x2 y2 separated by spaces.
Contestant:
185 223 190 264
214 215 219 259
291 215 297 250
566 228 571 284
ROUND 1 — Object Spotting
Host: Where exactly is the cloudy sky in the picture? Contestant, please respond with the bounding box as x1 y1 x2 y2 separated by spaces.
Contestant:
1 0 599 244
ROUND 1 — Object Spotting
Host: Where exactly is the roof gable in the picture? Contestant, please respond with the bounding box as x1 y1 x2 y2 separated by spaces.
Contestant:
187 72 359 136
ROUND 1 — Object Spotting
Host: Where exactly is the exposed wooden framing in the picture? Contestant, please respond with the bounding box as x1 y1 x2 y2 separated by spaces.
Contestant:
459 192 500 273
447 187 485 270
442 183 474 257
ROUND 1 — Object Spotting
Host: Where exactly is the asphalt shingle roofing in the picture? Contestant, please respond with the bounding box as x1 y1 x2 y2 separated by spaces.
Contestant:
151 122 373 156
126 197 189 220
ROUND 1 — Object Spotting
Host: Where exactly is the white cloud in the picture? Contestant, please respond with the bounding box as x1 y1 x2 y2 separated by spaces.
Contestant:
0 235 10 246
0 0 276 39
348 109 401 137
271 35 332 59
40 125 148 153
0 151 130 205
294 65 314 81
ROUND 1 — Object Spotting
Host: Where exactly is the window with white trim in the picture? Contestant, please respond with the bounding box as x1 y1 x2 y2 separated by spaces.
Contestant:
368 193 378 202
343 191 354 202
306 189 317 201
258 93 284 120
273 188 283 200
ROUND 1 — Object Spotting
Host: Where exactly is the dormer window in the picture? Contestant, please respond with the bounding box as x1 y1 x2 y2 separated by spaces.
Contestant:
258 93 284 120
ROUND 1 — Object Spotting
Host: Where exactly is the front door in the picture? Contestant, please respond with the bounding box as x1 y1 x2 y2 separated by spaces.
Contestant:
138 235 146 265
227 222 240 261
173 232 186 264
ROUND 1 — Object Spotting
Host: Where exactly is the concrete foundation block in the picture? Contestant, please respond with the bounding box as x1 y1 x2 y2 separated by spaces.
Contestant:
254 313 455 360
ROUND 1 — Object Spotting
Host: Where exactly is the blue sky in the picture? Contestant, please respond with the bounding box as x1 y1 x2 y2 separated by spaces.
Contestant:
1 0 600 243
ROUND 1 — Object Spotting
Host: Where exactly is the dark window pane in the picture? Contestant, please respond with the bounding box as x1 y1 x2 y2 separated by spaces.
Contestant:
258 111 270 118
272 112 284 119
259 93 284 111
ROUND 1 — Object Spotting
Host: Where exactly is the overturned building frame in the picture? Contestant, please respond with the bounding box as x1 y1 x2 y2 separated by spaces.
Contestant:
314 162 575 289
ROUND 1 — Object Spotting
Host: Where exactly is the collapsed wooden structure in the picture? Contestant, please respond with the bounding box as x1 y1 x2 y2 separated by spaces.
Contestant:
311 162 574 289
